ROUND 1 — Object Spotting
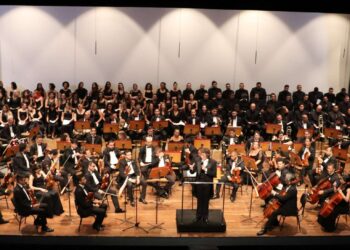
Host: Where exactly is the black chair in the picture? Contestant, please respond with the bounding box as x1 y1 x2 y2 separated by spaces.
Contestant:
11 197 37 232
74 200 96 232
0 192 9 209
279 213 302 232
335 209 349 229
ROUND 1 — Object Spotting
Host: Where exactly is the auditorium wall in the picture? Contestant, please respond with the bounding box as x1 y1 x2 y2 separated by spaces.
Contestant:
0 6 349 93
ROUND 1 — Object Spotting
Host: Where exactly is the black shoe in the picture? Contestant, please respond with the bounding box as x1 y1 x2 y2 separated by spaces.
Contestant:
92 225 101 232
257 228 267 236
139 198 148 204
115 208 125 213
42 226 54 233
230 195 236 202
0 219 9 225
130 201 135 207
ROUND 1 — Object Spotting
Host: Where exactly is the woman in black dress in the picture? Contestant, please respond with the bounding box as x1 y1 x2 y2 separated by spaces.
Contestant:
61 103 76 137
317 182 350 232
17 103 30 133
46 104 59 138
29 166 64 218
144 83 153 102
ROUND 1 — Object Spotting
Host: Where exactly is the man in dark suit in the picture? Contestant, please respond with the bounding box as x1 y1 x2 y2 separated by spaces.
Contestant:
63 139 81 177
138 136 157 178
0 117 20 141
85 161 124 213
41 149 67 190
74 174 107 231
257 173 298 235
29 135 47 163
85 127 102 145
102 140 121 174
118 151 148 206
13 174 54 232
188 147 217 223
12 143 32 176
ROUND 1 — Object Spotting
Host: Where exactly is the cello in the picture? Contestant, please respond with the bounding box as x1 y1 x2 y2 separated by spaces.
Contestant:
319 182 350 218
257 172 281 200
307 177 332 204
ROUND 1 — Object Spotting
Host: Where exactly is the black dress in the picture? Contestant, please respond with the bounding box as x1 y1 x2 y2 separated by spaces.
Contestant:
33 175 64 217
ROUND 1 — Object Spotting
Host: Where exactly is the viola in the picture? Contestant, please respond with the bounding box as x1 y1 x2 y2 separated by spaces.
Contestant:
45 167 56 189
28 189 38 205
185 151 191 165
307 178 332 204
302 151 310 167
231 169 241 184
319 182 350 218
100 173 110 190
257 172 281 200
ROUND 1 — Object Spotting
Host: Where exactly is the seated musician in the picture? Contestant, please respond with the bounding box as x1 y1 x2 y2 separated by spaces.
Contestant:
187 108 200 126
118 150 148 206
317 178 350 232
168 128 184 143
30 135 47 163
248 141 264 172
297 114 313 130
128 105 145 141
28 165 64 218
14 174 54 232
102 140 121 174
150 108 167 140
257 173 298 235
138 136 157 178
85 161 124 213
0 116 20 141
12 143 32 176
271 131 292 146
150 147 176 198
227 110 242 128
41 149 67 191
142 126 161 141
317 162 342 206
214 150 244 202
86 127 102 145
74 174 107 232
298 138 315 185
207 108 223 144
245 131 263 153
314 147 337 183
222 129 243 157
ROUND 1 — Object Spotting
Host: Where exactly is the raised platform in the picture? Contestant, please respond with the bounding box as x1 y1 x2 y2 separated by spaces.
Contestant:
176 209 226 233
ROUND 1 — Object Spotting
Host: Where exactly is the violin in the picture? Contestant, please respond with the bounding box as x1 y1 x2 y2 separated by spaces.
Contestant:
307 178 332 204
302 150 310 167
185 149 191 165
28 188 38 205
100 173 110 190
319 182 350 218
165 155 174 175
231 169 241 184
85 192 94 202
257 172 281 200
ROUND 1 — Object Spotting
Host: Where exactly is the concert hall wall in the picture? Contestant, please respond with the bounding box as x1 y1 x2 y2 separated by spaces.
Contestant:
0 6 349 92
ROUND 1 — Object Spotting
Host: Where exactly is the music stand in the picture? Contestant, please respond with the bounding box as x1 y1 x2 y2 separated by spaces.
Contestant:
103 123 119 134
74 121 91 132
289 151 303 171
184 125 200 136
293 143 303 153
167 142 184 152
129 120 145 131
83 143 102 154
240 156 259 223
141 140 160 147
56 141 71 152
260 142 271 152
333 147 348 161
227 144 246 155
115 140 133 150
324 128 342 139
297 128 314 138
194 139 211 149
271 142 289 153
152 121 169 131
205 126 221 137
165 151 181 164
225 126 242 137
265 123 282 135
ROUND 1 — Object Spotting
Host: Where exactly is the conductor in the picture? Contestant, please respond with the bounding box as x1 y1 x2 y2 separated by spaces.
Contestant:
188 147 217 223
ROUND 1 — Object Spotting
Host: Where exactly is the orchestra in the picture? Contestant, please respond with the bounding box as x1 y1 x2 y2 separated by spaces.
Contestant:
0 81 349 237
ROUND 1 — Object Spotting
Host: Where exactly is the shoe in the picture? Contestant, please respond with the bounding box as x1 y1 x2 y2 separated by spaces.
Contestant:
257 228 267 236
230 195 236 202
130 201 135 207
92 225 101 232
0 219 9 225
115 208 125 213
139 198 148 204
42 226 54 233
100 224 105 228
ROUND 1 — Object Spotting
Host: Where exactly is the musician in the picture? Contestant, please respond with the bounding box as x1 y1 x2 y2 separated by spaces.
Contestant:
188 147 217 223
271 131 292 146
186 108 200 126
63 139 81 178
61 103 76 138
74 174 107 231
257 173 298 235
234 83 249 110
150 108 167 140
292 84 305 108
29 166 64 218
245 103 261 137
315 147 338 182
222 129 243 157
41 149 67 190
30 135 47 163
12 143 32 176
245 131 263 153
142 126 161 141
85 127 102 145
168 128 184 143
227 110 242 128
14 174 54 232
317 179 350 232
318 163 342 206
46 103 59 138
150 147 176 198
299 138 316 185
85 161 124 213
297 114 313 130
248 141 264 172
102 140 121 174
138 136 157 178
215 150 244 202
0 116 20 141
328 105 345 128
118 150 148 206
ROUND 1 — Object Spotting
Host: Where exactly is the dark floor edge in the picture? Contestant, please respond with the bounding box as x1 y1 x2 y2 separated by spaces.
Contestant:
1 235 350 246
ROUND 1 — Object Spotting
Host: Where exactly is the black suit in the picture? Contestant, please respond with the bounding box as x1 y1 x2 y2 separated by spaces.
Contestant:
86 134 102 145
264 184 298 230
190 158 217 221
13 184 49 227
0 124 20 141
102 148 120 173
12 152 31 176
118 158 147 201
74 184 107 227
138 145 157 177
29 143 47 161
41 156 67 189
85 170 121 210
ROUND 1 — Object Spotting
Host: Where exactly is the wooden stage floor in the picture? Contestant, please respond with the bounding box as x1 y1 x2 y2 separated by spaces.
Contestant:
0 181 349 240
